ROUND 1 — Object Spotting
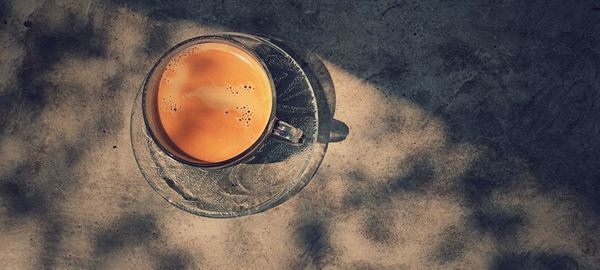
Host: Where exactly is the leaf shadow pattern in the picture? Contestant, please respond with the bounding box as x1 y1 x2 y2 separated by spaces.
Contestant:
343 155 436 209
0 2 192 268
292 220 331 270
1 0 600 268
90 214 195 269
492 252 580 270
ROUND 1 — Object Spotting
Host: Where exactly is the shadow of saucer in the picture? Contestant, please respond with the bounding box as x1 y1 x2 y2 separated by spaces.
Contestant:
247 36 348 165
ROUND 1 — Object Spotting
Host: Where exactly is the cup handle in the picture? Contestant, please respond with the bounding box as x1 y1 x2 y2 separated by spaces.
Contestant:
271 119 304 145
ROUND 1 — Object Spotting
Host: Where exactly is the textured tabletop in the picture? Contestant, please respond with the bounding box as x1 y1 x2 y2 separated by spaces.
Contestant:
1 1 600 269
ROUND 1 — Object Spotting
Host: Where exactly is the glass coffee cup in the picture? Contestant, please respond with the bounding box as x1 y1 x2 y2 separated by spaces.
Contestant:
142 35 304 169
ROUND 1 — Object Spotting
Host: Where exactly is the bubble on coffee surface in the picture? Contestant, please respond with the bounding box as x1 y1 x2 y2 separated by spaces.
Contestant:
227 85 239 95
160 95 182 112
242 82 255 92
231 105 254 127
164 45 200 73
225 82 256 95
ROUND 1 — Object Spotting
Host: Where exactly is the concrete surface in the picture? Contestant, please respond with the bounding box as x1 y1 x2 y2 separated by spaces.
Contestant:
1 0 600 269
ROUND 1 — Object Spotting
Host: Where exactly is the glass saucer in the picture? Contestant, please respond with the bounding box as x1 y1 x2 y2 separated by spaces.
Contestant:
130 33 332 217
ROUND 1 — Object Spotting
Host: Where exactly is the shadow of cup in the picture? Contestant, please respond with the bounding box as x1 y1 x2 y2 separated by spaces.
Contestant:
329 119 349 142
246 36 348 165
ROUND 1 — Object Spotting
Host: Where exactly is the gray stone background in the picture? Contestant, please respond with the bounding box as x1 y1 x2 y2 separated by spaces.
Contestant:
1 0 600 269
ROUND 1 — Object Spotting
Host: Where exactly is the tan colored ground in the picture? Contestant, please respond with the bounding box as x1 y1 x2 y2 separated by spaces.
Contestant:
1 0 600 269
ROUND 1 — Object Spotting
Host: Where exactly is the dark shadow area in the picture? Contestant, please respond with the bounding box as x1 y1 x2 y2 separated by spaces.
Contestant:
91 213 195 269
343 155 435 208
293 221 330 269
0 180 45 216
245 139 302 165
93 214 159 255
246 36 347 165
329 119 349 143
0 156 69 269
262 36 336 116
348 262 384 270
433 226 467 264
1 3 106 134
155 251 193 270
471 207 526 242
389 156 434 193
0 162 71 269
361 211 398 246
492 252 579 270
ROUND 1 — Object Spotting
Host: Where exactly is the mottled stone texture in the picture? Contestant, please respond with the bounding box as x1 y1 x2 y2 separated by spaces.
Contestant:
0 0 599 269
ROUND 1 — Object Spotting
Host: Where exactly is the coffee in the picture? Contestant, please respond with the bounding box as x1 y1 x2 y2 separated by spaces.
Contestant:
155 42 273 163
